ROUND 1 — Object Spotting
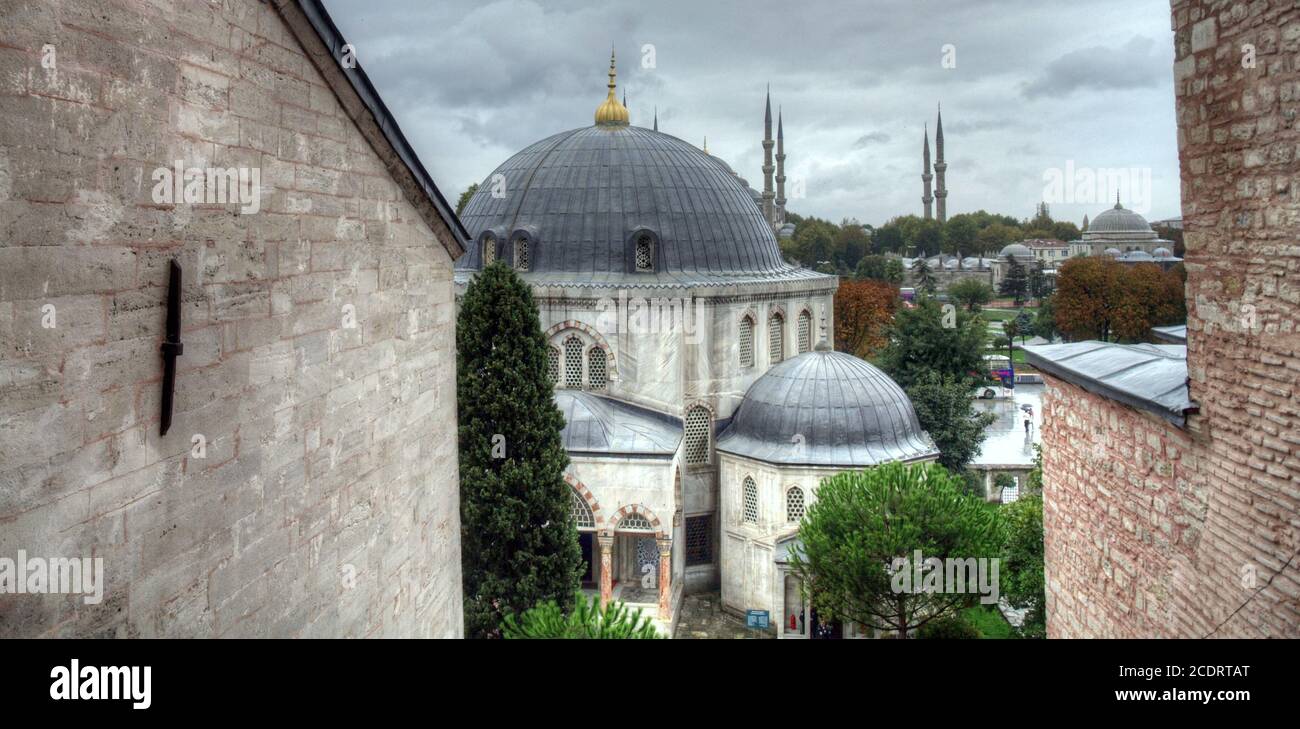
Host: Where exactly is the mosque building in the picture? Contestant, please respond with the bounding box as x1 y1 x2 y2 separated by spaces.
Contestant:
453 53 937 632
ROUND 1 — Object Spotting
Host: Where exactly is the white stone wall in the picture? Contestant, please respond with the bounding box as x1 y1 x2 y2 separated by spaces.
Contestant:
0 0 463 637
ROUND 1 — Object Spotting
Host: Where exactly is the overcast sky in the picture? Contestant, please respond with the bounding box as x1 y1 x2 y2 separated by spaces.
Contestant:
325 0 1181 227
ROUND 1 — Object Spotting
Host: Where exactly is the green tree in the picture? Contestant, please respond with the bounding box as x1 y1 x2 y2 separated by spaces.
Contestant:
456 182 479 215
1032 295 1057 341
501 593 661 639
1028 260 1053 299
917 614 982 639
879 298 988 389
906 371 997 472
458 262 584 638
998 254 1028 305
912 258 937 295
1000 493 1045 638
942 215 980 257
977 223 1022 252
855 254 905 285
948 278 994 312
788 462 1004 638
1011 309 1033 344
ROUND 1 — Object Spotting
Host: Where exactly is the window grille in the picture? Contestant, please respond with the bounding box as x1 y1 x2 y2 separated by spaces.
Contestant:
685 515 712 566
571 489 594 529
684 406 711 464
769 312 784 364
514 239 529 271
786 486 805 523
635 236 653 272
587 347 607 390
797 310 812 353
482 237 496 265
563 337 583 389
547 346 559 384
618 512 653 532
739 316 754 368
743 477 759 524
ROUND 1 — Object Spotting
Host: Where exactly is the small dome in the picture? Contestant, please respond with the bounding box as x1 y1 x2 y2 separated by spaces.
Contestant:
1104 248 1122 257
1153 247 1172 258
999 243 1036 265
1121 250 1155 262
716 350 939 467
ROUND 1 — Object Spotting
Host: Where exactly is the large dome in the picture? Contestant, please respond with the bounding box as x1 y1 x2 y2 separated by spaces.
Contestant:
455 124 800 284
717 349 939 467
1083 201 1158 241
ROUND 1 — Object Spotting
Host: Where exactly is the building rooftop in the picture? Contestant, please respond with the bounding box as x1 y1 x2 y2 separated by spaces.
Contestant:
1023 341 1197 426
554 391 682 457
1151 325 1187 344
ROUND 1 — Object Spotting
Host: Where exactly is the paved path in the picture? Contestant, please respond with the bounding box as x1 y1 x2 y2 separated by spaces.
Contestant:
673 591 775 639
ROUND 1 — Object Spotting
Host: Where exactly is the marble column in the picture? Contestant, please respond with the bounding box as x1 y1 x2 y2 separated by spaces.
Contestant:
598 533 614 608
656 537 672 619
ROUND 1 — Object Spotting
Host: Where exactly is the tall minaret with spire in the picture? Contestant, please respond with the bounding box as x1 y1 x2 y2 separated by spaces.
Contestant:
922 124 934 220
775 107 787 225
934 104 948 223
761 86 775 225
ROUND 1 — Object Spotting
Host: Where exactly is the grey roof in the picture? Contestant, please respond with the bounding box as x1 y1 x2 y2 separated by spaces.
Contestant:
554 390 682 457
717 350 939 467
289 0 468 254
1086 203 1155 235
1022 341 1197 426
456 124 816 285
1152 325 1187 344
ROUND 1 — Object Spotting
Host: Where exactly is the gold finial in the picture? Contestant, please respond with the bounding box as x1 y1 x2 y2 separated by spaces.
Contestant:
594 49 630 125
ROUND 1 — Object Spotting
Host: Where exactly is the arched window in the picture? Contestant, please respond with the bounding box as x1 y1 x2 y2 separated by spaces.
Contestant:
634 234 654 272
563 336 583 389
785 486 805 523
739 315 755 368
618 512 654 532
742 477 758 524
769 312 785 364
587 347 607 390
684 405 711 465
546 346 560 384
571 488 595 529
514 239 530 271
482 235 497 266
797 310 812 353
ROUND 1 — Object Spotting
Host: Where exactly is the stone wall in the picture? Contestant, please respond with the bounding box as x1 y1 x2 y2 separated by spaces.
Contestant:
0 0 463 637
1042 0 1300 638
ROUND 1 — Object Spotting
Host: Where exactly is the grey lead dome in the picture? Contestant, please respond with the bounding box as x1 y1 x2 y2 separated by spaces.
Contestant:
717 350 940 467
455 124 797 282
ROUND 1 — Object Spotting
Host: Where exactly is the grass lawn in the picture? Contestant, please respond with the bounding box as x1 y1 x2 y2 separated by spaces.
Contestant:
985 348 1028 364
962 605 1014 639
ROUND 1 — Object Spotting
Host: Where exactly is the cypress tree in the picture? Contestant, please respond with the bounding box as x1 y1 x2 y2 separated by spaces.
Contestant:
457 261 583 638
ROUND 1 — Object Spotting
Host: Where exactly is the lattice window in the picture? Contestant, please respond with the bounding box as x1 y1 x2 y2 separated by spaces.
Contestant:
482 236 496 266
514 239 530 271
635 235 653 272
563 336 583 389
786 486 805 523
683 405 711 465
742 476 758 524
618 512 654 532
769 312 785 364
685 515 712 566
1001 477 1020 504
797 310 812 353
571 488 594 529
587 347 607 390
739 315 754 368
546 346 559 384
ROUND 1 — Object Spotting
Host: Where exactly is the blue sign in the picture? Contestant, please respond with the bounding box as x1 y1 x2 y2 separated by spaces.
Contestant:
746 610 769 629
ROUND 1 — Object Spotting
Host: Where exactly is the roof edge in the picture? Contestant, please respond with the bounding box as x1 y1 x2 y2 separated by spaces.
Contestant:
1023 344 1196 427
275 0 469 257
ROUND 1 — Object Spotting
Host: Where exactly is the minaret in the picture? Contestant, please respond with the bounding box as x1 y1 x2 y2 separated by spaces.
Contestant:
1082 213 1089 231
934 104 948 223
922 124 934 220
761 85 775 225
653 106 658 132
775 106 787 225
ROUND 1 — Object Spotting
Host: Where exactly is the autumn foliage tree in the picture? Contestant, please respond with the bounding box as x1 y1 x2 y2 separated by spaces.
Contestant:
1054 257 1185 342
834 279 898 358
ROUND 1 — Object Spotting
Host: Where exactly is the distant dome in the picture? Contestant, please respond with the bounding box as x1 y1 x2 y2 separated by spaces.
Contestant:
1104 248 1122 256
716 350 939 467
1153 247 1173 258
999 243 1036 264
1088 201 1154 234
1120 250 1155 262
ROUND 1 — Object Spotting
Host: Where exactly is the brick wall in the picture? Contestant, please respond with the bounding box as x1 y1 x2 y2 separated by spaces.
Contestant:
0 0 463 637
1043 0 1300 638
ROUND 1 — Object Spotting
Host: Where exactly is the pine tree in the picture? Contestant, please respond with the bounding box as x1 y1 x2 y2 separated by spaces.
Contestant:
998 254 1028 305
457 261 583 638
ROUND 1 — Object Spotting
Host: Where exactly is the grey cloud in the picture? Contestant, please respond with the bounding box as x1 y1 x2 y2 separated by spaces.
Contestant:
1021 36 1169 99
